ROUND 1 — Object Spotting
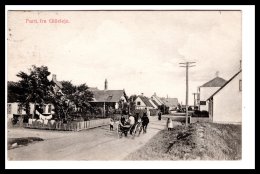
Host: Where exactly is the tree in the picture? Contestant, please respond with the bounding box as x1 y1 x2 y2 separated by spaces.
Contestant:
52 81 94 121
11 65 55 116
129 95 137 114
7 81 20 103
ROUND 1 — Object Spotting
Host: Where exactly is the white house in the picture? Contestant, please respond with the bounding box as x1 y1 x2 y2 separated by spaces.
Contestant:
7 102 31 120
151 92 164 106
198 75 226 111
135 95 154 110
207 70 242 124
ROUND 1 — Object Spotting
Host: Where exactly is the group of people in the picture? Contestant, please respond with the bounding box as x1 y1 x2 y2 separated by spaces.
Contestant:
109 109 150 137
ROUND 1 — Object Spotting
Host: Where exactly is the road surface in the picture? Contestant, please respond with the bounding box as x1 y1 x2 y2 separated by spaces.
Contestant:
8 116 167 160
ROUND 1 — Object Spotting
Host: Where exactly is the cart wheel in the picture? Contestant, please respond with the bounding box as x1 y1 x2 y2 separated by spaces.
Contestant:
136 123 142 137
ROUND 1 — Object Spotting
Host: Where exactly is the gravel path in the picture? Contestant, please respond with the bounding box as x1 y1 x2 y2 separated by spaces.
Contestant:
8 116 167 160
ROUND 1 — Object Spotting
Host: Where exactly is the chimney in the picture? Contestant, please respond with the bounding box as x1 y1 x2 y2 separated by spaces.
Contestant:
167 94 168 99
154 92 156 96
52 74 57 81
240 60 242 70
215 71 219 77
141 93 144 96
104 78 108 90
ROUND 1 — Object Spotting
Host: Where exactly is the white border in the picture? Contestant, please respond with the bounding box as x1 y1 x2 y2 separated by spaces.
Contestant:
5 5 255 169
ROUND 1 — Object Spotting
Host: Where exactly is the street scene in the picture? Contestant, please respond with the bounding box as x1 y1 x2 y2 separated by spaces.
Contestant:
6 9 252 169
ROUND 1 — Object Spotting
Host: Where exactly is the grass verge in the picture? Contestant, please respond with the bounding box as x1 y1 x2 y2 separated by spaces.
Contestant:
125 122 241 160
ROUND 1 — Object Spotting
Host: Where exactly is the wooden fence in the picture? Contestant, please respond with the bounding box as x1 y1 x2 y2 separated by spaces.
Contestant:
24 118 110 131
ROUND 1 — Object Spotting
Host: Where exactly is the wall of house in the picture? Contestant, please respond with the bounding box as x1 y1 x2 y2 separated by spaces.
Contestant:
212 72 242 123
7 102 30 119
135 97 147 109
199 87 220 111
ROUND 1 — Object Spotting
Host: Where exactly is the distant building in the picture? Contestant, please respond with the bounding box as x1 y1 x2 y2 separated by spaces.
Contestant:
52 74 63 94
151 92 164 106
89 79 128 115
160 97 178 110
198 74 226 111
135 94 154 110
207 70 242 124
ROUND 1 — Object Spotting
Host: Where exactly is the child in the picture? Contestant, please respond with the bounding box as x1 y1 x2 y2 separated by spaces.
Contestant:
110 118 114 131
166 118 173 131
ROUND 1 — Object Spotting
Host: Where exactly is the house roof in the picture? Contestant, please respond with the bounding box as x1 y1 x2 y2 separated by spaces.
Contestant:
138 96 154 108
151 99 160 107
161 98 178 107
201 76 227 87
90 90 126 102
151 95 164 105
89 87 99 91
207 70 242 100
52 79 63 89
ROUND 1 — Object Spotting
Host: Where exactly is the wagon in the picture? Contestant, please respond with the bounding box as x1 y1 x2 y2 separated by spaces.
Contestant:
117 121 142 138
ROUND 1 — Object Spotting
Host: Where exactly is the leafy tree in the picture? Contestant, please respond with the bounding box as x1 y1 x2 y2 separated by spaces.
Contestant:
129 95 137 114
7 81 20 103
52 81 93 121
10 65 55 116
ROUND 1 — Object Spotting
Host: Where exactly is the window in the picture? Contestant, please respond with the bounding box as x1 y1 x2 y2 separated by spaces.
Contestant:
137 101 141 105
239 79 242 91
200 101 206 105
48 105 52 113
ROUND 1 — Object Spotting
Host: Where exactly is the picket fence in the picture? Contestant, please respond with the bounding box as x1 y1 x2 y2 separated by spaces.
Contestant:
24 118 110 131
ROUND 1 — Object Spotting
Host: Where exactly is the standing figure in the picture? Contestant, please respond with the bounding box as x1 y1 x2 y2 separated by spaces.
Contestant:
166 118 173 131
110 118 114 131
158 111 162 120
141 110 149 133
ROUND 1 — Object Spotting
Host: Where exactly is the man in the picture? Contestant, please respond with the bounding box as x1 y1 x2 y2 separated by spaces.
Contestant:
141 110 149 133
128 114 135 135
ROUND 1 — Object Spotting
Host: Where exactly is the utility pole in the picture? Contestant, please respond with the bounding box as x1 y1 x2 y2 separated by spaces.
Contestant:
179 61 196 127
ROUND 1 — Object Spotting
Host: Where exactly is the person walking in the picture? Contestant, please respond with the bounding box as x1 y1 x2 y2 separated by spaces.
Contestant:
141 110 149 133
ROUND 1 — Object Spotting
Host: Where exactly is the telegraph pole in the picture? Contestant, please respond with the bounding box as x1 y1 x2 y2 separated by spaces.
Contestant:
179 62 196 127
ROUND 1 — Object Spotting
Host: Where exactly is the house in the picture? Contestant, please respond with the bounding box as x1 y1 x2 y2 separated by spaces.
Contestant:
89 79 128 115
151 92 164 106
135 94 154 110
207 70 242 124
160 97 179 110
52 74 63 94
7 74 63 120
7 102 35 120
198 74 226 111
90 90 128 109
149 98 158 109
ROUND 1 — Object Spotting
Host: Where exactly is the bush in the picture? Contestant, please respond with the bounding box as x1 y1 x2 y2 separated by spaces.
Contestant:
192 110 209 117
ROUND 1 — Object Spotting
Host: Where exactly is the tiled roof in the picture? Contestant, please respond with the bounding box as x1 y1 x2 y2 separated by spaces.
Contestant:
201 77 227 87
52 79 63 89
151 99 160 107
138 96 154 107
90 90 125 102
161 98 178 107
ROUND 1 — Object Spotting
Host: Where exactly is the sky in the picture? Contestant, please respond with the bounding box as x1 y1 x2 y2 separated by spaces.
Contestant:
7 11 242 104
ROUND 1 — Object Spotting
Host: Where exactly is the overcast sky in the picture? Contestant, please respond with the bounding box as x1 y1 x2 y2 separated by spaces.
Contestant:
7 11 241 104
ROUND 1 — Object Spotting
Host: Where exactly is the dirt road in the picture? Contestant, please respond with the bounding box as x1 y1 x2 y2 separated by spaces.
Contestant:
8 116 167 160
